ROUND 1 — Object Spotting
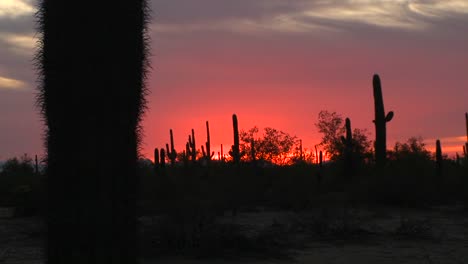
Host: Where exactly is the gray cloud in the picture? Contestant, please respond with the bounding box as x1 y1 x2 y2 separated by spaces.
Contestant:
0 0 35 19
151 0 468 34
0 1 36 90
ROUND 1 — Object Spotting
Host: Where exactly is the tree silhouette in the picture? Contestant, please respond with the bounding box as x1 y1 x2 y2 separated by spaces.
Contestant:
37 1 150 263
315 110 345 159
240 126 298 165
315 110 371 161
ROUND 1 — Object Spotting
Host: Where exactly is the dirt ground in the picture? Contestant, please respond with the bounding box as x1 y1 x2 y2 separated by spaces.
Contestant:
1 205 468 264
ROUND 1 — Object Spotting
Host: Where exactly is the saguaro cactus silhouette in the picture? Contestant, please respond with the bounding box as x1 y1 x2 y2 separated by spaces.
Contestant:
160 148 166 168
230 114 241 165
373 74 394 169
221 144 225 162
37 0 149 263
465 113 468 141
154 147 160 173
341 118 354 178
465 113 468 158
34 155 39 175
201 121 214 162
167 129 177 165
188 129 197 162
435 139 443 177
341 118 352 149
317 150 323 188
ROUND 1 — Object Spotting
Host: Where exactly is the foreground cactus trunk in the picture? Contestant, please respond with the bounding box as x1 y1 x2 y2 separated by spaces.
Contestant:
373 74 394 169
37 1 149 263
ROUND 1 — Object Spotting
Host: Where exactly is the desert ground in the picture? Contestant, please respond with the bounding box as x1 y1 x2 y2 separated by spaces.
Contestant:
1 205 468 264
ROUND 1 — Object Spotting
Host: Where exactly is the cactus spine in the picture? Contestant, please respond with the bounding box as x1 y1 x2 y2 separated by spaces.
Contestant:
373 74 394 169
167 129 177 165
436 139 443 177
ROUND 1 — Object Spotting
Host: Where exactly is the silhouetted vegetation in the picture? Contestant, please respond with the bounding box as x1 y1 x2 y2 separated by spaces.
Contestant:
0 155 43 216
136 91 467 258
2 103 468 260
239 126 299 165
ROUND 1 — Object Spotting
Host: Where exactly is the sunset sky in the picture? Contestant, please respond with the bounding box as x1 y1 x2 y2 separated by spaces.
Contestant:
0 0 467 161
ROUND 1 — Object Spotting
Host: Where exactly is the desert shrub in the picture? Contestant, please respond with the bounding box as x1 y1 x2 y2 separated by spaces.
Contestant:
0 155 43 215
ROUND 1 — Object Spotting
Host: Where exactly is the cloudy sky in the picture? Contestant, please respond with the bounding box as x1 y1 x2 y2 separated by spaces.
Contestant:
1 0 467 160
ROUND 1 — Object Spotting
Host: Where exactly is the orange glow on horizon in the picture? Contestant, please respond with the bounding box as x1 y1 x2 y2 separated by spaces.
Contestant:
142 125 467 161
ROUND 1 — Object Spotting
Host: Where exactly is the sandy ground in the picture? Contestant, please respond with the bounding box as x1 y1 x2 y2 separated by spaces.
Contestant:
1 206 468 264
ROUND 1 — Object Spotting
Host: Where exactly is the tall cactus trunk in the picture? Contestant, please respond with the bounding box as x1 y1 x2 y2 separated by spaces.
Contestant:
37 1 149 263
317 150 323 189
167 129 177 166
154 147 160 175
465 112 468 142
465 113 468 159
189 129 197 163
342 118 354 179
160 148 166 168
373 74 394 170
34 155 39 175
435 139 443 177
315 145 319 165
221 144 224 162
231 114 240 165
203 121 213 164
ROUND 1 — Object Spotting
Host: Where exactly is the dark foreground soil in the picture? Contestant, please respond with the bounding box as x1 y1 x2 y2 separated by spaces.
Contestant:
1 205 468 264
